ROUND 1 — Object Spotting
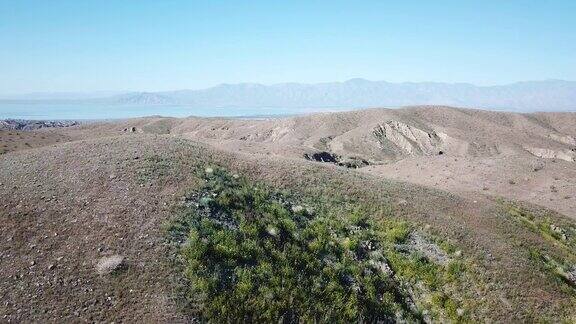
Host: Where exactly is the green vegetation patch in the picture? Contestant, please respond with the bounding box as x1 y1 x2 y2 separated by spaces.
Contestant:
504 204 576 291
529 249 576 291
167 167 467 322
137 155 175 184
506 204 576 251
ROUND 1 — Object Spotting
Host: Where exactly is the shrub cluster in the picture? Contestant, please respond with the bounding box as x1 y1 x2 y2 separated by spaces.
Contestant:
168 168 418 322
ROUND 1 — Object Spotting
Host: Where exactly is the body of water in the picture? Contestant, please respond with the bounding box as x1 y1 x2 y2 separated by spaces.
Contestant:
0 103 355 120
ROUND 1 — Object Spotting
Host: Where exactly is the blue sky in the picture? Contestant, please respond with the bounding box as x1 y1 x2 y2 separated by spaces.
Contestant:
0 0 575 94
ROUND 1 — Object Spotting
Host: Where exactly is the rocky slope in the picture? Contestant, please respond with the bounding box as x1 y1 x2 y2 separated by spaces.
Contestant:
50 106 576 218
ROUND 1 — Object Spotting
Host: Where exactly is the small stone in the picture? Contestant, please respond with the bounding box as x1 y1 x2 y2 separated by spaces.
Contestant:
291 205 304 213
95 255 125 275
266 226 278 236
205 167 214 174
48 264 55 270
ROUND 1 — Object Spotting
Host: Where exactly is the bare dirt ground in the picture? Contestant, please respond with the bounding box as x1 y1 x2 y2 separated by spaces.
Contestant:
1 106 576 321
362 154 576 218
0 130 70 155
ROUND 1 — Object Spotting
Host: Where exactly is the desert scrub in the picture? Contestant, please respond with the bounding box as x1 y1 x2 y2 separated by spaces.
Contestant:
504 204 576 253
504 203 576 292
137 155 174 184
167 167 468 322
528 248 576 291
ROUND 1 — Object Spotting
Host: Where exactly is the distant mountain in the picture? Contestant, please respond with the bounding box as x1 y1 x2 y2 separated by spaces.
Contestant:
141 79 576 111
2 79 575 111
113 92 177 105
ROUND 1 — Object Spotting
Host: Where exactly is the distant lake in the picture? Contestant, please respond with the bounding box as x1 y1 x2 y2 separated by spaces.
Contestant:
0 102 355 120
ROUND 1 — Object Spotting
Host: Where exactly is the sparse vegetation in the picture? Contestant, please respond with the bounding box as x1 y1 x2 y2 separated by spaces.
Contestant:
504 203 576 291
528 249 576 290
167 167 469 322
137 155 175 184
3 107 576 322
505 204 576 251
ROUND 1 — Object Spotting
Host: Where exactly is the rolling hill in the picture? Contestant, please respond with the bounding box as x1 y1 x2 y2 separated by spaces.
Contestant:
1 106 576 322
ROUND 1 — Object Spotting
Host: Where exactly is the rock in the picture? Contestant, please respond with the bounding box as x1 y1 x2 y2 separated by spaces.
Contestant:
291 205 304 213
530 160 545 172
403 233 450 265
368 259 394 276
304 151 339 163
305 151 369 169
564 265 576 285
373 120 443 156
550 133 576 146
266 226 278 236
526 147 575 162
95 255 125 275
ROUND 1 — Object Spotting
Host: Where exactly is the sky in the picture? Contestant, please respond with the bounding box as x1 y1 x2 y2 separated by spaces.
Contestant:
0 0 575 94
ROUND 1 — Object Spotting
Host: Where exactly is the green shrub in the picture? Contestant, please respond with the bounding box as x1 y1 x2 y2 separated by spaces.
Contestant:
168 167 466 322
169 168 418 322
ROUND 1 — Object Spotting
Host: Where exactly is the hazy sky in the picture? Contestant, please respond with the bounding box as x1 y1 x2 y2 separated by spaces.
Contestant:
0 0 575 94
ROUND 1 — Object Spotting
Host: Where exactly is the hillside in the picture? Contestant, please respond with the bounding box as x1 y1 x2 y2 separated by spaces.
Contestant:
56 106 576 218
1 106 576 322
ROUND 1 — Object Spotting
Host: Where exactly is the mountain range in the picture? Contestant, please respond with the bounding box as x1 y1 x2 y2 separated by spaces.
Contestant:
2 79 576 111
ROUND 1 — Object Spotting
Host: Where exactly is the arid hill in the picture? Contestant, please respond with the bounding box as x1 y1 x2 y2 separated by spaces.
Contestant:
54 106 576 218
1 106 576 322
